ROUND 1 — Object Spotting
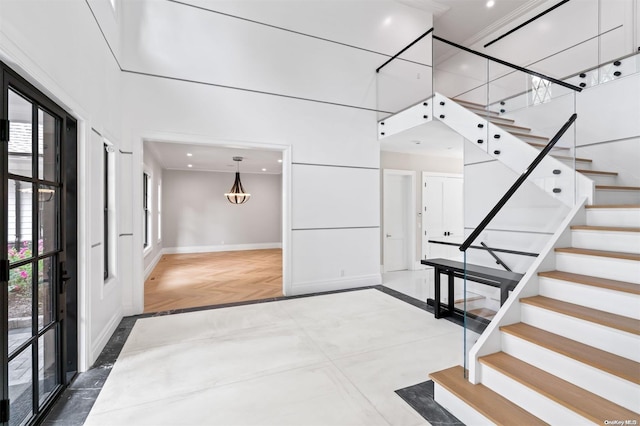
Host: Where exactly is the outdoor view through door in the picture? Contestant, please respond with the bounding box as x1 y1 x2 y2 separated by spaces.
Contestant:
1 62 77 426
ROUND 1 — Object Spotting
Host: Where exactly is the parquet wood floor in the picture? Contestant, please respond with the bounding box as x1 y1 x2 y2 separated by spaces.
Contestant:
144 249 283 313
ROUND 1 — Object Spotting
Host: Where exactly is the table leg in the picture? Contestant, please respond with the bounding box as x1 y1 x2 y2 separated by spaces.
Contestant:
448 272 455 315
434 268 441 319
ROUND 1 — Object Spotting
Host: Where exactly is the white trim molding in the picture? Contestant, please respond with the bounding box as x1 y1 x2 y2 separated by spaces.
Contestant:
163 242 283 255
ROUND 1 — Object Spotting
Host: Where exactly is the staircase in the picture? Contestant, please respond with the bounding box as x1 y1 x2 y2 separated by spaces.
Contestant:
428 100 640 423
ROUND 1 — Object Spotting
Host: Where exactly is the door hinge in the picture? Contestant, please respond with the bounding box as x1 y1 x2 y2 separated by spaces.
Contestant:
0 399 9 423
0 259 9 282
0 119 9 143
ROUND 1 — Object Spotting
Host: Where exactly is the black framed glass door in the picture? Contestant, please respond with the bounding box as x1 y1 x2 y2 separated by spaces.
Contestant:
1 62 77 426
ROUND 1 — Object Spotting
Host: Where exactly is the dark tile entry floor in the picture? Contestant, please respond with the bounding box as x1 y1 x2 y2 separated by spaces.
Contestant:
395 380 464 426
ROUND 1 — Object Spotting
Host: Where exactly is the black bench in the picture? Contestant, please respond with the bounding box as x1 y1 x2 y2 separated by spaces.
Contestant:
420 258 523 320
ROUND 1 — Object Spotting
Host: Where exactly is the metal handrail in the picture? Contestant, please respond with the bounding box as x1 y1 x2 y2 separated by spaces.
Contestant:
433 35 583 93
481 242 512 272
459 113 578 252
376 28 433 73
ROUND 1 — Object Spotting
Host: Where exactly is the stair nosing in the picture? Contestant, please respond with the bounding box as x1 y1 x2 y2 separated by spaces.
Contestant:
570 225 640 232
551 154 592 162
596 185 640 191
528 141 570 150
586 204 640 209
537 270 640 295
576 169 618 176
500 323 640 384
479 352 639 424
520 295 640 335
509 131 549 141
555 247 640 261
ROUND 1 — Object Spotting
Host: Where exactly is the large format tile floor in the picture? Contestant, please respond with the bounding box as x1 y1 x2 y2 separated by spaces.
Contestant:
84 287 463 425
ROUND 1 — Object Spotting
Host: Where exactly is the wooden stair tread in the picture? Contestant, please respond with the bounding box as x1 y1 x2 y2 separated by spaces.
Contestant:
495 122 531 132
551 154 592 162
479 352 639 423
597 185 640 191
520 295 640 335
528 141 570 150
452 99 486 108
570 225 640 232
555 247 640 261
586 204 640 209
500 323 640 384
454 295 484 304
489 117 516 124
538 270 640 295
576 169 618 176
468 307 497 319
429 366 548 426
509 131 549 141
463 105 502 116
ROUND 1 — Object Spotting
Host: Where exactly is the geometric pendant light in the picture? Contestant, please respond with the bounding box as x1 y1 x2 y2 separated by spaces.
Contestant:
225 156 251 204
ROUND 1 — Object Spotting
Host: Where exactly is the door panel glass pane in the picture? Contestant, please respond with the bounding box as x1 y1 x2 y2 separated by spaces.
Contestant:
39 328 58 405
38 109 57 182
38 185 58 255
8 180 33 263
8 89 33 177
9 348 34 426
38 257 55 330
8 263 34 353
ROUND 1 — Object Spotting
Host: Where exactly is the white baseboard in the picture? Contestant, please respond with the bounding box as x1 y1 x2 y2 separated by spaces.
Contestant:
163 242 282 255
90 308 122 367
288 274 382 296
144 250 164 280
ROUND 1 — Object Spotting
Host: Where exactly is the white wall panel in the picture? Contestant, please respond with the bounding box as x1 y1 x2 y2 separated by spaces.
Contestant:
90 131 104 246
577 138 640 187
576 73 640 146
122 73 380 168
291 228 381 293
120 0 406 110
118 153 133 234
292 165 379 230
181 0 433 62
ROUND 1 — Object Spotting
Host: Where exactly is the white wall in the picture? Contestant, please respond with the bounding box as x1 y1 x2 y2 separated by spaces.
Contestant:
0 0 126 370
381 150 463 265
162 170 282 251
142 144 164 277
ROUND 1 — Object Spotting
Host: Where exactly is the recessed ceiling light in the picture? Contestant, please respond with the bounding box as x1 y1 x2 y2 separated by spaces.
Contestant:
187 164 193 168
412 140 422 145
262 168 267 172
277 159 283 163
486 0 495 8
186 153 193 157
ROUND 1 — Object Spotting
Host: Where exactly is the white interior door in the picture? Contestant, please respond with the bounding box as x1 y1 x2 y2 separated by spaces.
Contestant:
383 173 413 272
422 174 464 260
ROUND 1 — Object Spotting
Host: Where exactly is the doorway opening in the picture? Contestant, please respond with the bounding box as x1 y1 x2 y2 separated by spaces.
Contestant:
141 141 288 313
1 60 78 426
382 170 416 272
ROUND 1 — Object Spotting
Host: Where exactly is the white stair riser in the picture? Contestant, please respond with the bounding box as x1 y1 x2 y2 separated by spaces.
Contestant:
433 383 494 426
555 252 640 284
554 159 592 170
501 333 640 411
480 364 589 425
579 174 617 185
586 208 640 227
539 278 640 320
571 230 640 253
595 190 640 205
521 304 640 362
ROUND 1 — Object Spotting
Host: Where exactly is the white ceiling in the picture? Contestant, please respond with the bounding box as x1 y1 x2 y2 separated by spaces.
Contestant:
380 120 464 158
145 141 283 174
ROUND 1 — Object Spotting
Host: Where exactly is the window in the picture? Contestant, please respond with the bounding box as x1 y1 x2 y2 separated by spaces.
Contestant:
531 76 552 105
143 172 151 249
104 143 109 279
157 180 162 242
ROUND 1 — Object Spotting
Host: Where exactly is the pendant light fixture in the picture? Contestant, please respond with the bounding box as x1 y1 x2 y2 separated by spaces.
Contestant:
225 156 251 204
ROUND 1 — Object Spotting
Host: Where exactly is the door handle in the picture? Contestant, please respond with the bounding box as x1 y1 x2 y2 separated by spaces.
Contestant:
386 234 392 237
